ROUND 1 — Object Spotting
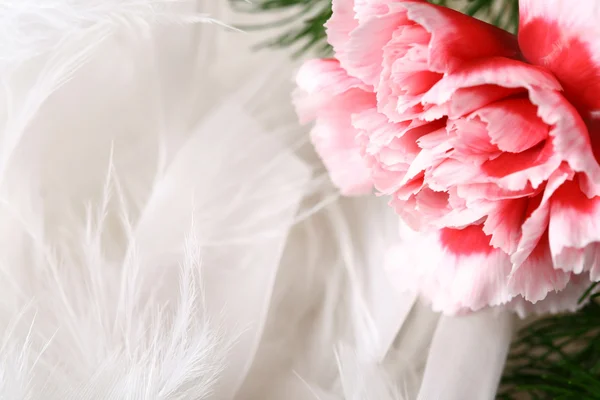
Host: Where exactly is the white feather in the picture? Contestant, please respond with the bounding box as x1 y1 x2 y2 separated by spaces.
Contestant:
417 310 513 400
0 1 311 398
0 1 518 399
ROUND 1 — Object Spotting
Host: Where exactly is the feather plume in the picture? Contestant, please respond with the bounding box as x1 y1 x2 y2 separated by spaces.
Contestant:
0 1 312 398
0 1 517 399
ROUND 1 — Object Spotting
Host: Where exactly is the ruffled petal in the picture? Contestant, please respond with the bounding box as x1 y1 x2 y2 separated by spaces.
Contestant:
549 179 600 275
479 139 559 192
344 3 411 86
511 163 574 266
295 59 371 121
294 59 376 195
474 97 548 153
423 85 525 121
528 87 600 197
519 0 600 113
422 57 562 107
448 117 500 164
340 1 519 120
386 224 513 314
507 274 591 318
354 109 444 195
377 22 442 121
508 233 571 302
326 0 358 61
311 120 375 195
425 59 596 193
400 2 519 73
587 244 600 281
483 198 529 254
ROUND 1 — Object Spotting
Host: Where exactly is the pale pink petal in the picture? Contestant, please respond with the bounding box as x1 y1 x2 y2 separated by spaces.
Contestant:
425 58 592 193
341 1 519 119
519 0 600 112
511 164 574 266
475 97 549 153
433 202 493 229
415 124 451 149
295 58 372 122
391 184 492 230
386 224 513 314
423 85 525 121
354 0 414 19
423 61 594 194
400 125 450 185
392 194 422 231
586 244 600 281
411 130 561 231
456 183 538 203
400 2 519 73
412 187 452 224
421 57 561 126
508 233 571 302
447 117 500 164
326 0 358 62
369 163 408 194
427 148 557 196
353 110 445 194
296 58 368 93
427 159 481 190
353 108 412 154
344 4 411 86
553 243 600 283
483 198 529 254
326 0 403 77
507 274 591 318
378 23 442 121
479 139 561 192
528 87 600 197
311 120 374 195
549 179 600 274
353 110 413 194
294 59 373 130
422 57 562 107
294 59 376 195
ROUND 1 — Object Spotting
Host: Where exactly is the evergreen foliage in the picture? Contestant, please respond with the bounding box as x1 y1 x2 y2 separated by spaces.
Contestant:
230 0 519 55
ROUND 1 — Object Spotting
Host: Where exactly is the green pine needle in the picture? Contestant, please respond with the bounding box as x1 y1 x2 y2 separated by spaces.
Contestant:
499 289 600 399
230 0 519 56
230 0 332 57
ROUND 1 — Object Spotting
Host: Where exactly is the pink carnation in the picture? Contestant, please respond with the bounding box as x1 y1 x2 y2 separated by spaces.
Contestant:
295 0 600 313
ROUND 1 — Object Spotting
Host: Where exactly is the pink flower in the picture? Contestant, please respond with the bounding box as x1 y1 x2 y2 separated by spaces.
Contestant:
295 0 600 314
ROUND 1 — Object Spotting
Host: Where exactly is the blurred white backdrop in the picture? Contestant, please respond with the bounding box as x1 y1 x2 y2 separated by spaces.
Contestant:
0 1 513 399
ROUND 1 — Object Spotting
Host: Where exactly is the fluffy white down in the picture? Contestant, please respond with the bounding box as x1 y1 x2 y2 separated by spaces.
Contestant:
0 0 515 399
